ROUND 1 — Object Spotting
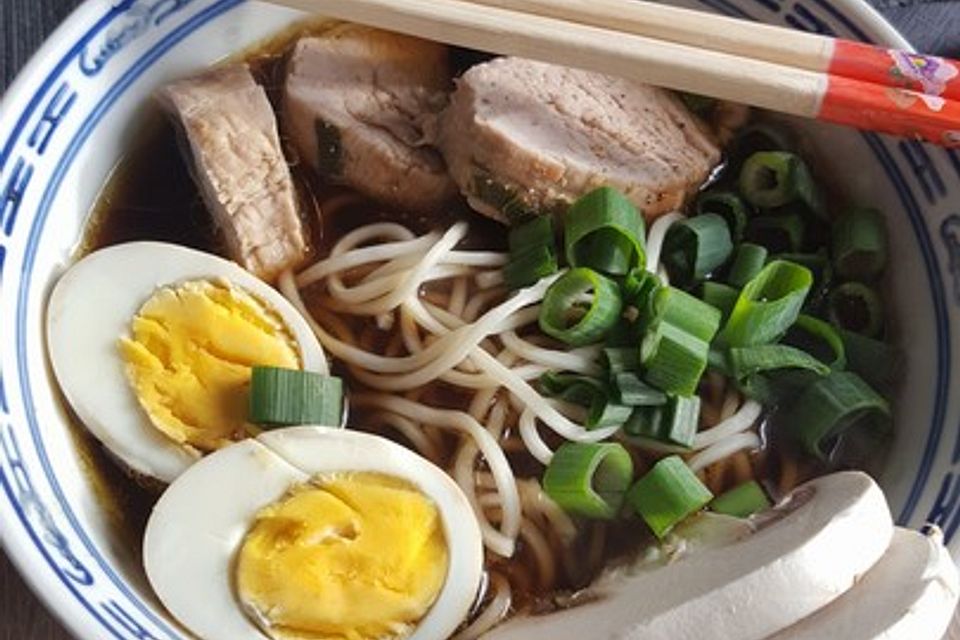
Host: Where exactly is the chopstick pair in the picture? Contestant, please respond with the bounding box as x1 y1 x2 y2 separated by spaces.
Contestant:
270 0 960 148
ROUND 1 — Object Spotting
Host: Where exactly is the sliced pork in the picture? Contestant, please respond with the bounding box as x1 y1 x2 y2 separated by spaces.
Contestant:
161 64 307 282
436 57 723 224
284 26 456 213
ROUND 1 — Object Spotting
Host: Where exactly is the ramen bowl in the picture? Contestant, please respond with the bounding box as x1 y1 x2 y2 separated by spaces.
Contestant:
1 1 959 638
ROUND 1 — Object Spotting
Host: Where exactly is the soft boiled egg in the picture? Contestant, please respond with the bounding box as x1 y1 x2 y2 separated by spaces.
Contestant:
46 241 327 483
144 426 484 640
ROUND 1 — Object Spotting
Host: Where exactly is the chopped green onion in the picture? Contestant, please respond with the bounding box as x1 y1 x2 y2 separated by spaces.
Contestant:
840 330 901 390
509 216 555 254
696 191 751 242
623 395 700 447
641 287 720 396
650 286 722 344
249 367 344 427
727 243 769 288
504 245 558 289
828 281 884 338
662 214 734 285
565 187 645 276
623 268 662 312
784 371 891 460
719 260 813 347
786 314 847 370
739 152 824 217
627 456 714 539
727 344 831 380
614 373 668 407
642 323 711 397
540 268 623 346
543 442 635 519
738 370 819 405
604 347 640 374
746 212 805 254
710 481 771 517
700 282 740 323
778 252 833 311
730 122 796 164
832 208 888 281
540 373 633 429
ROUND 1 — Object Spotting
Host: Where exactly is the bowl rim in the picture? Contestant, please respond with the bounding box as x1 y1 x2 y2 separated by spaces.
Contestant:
0 0 930 639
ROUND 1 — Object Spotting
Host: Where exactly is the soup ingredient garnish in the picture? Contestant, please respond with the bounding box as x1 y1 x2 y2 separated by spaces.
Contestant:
661 213 733 285
785 314 847 371
726 242 769 288
160 65 307 282
236 473 448 640
485 473 895 640
695 191 750 241
828 281 884 338
564 187 646 276
249 366 343 428
745 210 806 253
771 527 959 640
627 456 714 539
504 216 559 289
718 260 813 347
623 395 700 448
119 279 301 452
144 427 482 640
710 480 771 518
539 268 623 346
784 371 890 460
831 207 888 281
738 151 822 215
284 27 455 213
539 373 632 430
542 442 634 519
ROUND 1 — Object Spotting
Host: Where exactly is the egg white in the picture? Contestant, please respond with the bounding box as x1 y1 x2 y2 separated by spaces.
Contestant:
143 426 484 640
46 241 327 483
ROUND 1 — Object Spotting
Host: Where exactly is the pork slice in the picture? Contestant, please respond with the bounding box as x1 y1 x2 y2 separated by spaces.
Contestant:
436 57 723 224
284 26 456 213
161 64 307 282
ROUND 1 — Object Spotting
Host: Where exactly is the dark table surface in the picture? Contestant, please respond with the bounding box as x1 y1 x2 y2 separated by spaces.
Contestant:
2 0 960 639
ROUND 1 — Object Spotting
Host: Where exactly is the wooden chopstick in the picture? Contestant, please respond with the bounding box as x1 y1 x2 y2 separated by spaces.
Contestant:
267 0 960 148
468 0 960 101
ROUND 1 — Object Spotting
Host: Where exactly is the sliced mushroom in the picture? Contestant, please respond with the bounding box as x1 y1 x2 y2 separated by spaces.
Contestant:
771 526 959 640
485 472 892 640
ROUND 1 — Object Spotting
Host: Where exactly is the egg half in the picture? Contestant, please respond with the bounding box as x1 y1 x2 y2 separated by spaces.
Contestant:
46 241 327 483
144 426 484 640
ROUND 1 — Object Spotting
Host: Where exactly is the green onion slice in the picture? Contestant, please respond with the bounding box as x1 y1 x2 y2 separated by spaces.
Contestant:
604 346 640 374
249 367 344 428
540 373 633 429
540 268 623 346
784 371 891 460
840 330 901 390
777 251 833 311
627 456 714 539
832 208 888 281
739 151 823 216
727 243 769 288
696 191 751 242
719 260 813 347
509 215 555 254
786 314 847 370
504 245 558 290
623 395 700 447
623 268 662 312
711 481 771 518
564 187 645 276
662 214 734 285
700 282 740 324
642 324 711 397
650 286 722 344
746 212 805 254
828 281 884 338
543 442 635 519
614 373 668 407
727 344 831 380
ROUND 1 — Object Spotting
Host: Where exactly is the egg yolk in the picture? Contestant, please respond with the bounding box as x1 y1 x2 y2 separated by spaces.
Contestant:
235 473 449 640
118 279 301 453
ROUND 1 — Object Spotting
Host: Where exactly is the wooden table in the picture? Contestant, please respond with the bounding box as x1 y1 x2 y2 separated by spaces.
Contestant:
1 0 959 638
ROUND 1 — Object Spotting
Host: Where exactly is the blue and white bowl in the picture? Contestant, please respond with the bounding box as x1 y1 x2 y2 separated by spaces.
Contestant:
1 1 958 638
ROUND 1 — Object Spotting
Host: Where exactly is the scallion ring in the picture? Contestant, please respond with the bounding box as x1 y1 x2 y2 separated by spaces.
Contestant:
539 268 623 346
